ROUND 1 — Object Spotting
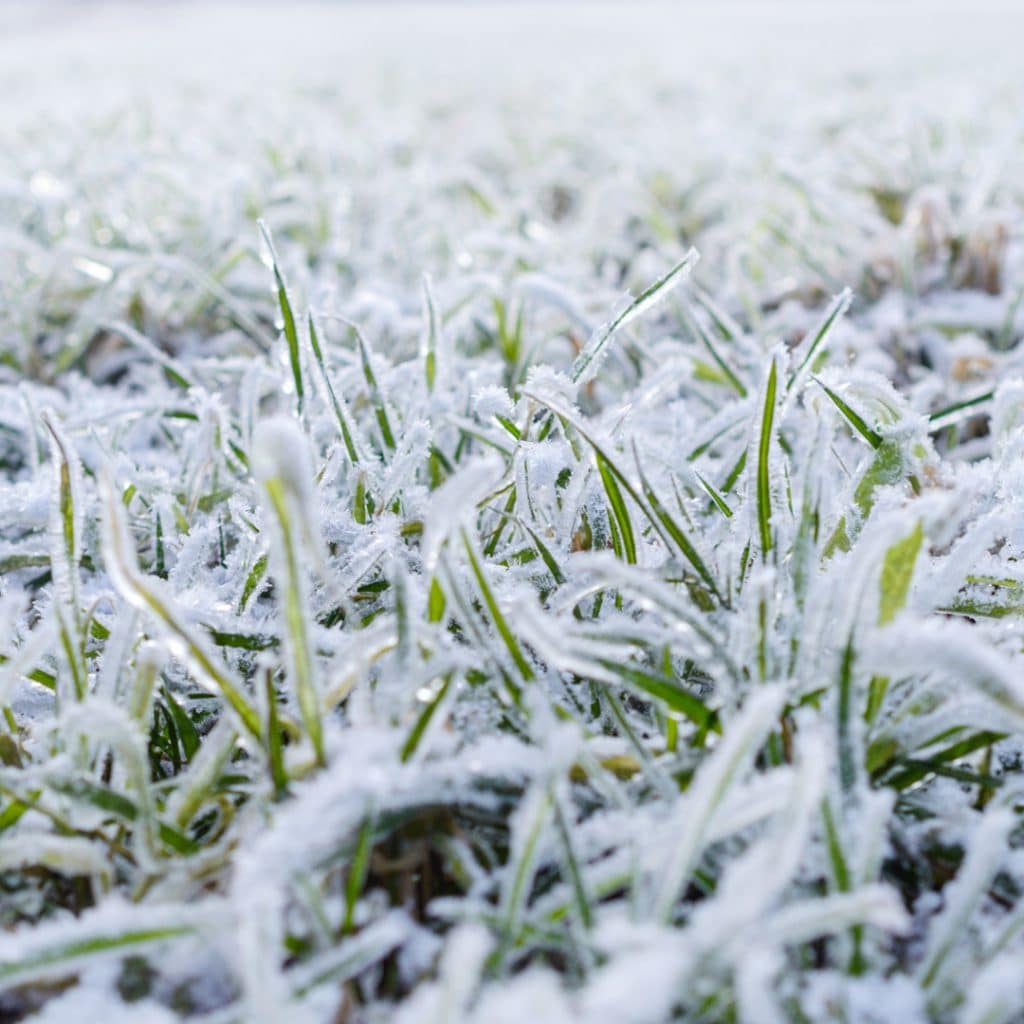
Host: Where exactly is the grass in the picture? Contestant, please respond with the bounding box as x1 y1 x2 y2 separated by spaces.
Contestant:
2 6 1024 1021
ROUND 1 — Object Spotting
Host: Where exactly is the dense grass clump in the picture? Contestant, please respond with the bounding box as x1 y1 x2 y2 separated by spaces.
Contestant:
3 6 1024 1021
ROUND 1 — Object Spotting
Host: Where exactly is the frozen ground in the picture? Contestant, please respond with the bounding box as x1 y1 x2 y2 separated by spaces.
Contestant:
2 2 1024 1021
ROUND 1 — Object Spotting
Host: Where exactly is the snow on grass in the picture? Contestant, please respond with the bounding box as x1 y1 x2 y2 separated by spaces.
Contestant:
2 2 1024 1020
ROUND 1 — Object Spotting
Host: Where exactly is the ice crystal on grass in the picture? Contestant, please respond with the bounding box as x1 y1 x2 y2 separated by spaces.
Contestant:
3 3 1024 1021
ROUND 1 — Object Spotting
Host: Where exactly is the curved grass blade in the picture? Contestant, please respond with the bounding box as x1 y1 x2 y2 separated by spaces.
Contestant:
99 474 262 744
572 249 698 385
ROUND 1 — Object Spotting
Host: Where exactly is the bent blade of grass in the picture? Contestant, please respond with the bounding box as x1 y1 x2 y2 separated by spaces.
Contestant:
593 655 718 733
572 248 698 385
41 414 86 698
99 473 262 743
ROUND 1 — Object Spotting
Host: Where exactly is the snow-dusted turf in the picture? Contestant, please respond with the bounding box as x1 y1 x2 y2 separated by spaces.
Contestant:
2 2 1024 1020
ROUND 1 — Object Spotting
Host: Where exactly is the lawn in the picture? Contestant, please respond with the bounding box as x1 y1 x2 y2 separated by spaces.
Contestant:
1 3 1024 1021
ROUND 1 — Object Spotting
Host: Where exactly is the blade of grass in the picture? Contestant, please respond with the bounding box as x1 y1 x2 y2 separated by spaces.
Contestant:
815 379 883 449
308 312 361 464
258 220 304 416
460 527 534 687
572 249 698 385
100 473 262 744
757 357 779 557
679 302 747 397
788 288 852 390
261 472 325 766
596 451 637 564
422 273 441 393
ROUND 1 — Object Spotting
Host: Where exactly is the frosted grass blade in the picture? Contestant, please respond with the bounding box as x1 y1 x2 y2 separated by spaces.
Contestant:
258 220 304 416
572 249 698 385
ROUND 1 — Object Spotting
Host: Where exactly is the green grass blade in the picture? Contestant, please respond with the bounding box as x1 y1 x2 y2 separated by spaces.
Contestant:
342 809 375 934
572 249 698 385
422 273 441 393
262 474 325 766
308 312 361 464
460 527 534 686
815 379 882 449
788 288 852 389
679 302 747 397
350 323 397 451
400 673 452 762
100 474 263 743
695 471 733 517
756 357 779 557
633 451 722 601
593 656 718 732
837 634 857 794
596 451 637 564
878 521 923 625
258 220 304 415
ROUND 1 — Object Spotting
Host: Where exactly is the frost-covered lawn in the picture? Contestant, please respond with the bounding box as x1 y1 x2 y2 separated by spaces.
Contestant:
3 2 1024 1021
